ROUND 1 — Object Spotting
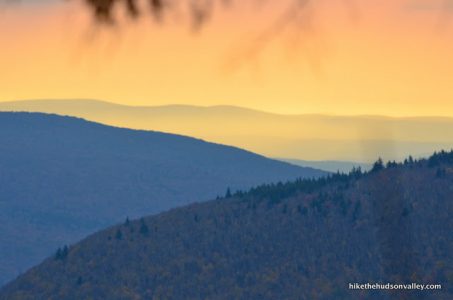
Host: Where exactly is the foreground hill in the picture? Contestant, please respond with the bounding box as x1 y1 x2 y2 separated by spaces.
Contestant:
0 112 324 286
2 99 453 162
2 152 452 299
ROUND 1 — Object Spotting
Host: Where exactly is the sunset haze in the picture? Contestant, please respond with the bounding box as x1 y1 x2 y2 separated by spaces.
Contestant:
1 0 453 116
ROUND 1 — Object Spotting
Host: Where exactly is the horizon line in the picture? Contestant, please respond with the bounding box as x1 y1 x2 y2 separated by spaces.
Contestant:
2 98 453 119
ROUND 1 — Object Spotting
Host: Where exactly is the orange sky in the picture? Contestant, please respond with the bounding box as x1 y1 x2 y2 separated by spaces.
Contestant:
1 0 453 116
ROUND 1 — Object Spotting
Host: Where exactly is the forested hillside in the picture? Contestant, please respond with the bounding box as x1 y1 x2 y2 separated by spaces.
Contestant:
2 151 452 299
0 112 324 286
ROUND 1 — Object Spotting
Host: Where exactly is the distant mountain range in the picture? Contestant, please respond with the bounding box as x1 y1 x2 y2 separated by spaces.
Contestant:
278 159 372 173
1 99 453 162
2 151 452 299
0 112 325 287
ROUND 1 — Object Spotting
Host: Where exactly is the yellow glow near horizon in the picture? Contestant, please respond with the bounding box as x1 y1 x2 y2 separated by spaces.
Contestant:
1 0 453 116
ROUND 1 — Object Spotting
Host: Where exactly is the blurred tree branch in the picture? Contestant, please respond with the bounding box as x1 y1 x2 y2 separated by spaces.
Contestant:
83 0 232 26
81 0 325 30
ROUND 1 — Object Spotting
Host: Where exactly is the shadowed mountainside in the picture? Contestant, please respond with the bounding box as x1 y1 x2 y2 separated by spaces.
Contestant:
1 151 452 299
0 112 325 286
1 99 453 162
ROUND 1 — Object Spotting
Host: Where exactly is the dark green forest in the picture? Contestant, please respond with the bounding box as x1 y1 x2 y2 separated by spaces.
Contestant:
1 151 452 299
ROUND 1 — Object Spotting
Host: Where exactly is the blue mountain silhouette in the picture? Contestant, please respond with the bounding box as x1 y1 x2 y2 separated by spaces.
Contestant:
0 112 325 286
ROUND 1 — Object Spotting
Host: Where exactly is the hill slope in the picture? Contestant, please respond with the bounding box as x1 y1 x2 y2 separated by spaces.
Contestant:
278 158 372 173
2 151 452 299
0 112 324 286
2 99 453 162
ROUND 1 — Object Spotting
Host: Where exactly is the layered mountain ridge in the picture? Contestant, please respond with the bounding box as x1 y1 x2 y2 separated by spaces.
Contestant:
2 99 453 162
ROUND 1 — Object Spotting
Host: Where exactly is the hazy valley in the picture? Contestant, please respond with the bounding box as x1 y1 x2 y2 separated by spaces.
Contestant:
2 99 452 163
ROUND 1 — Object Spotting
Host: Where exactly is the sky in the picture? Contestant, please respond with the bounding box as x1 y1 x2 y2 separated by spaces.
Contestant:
1 0 453 116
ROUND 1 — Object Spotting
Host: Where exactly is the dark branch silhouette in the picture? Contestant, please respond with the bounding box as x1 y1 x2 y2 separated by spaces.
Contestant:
82 0 231 26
